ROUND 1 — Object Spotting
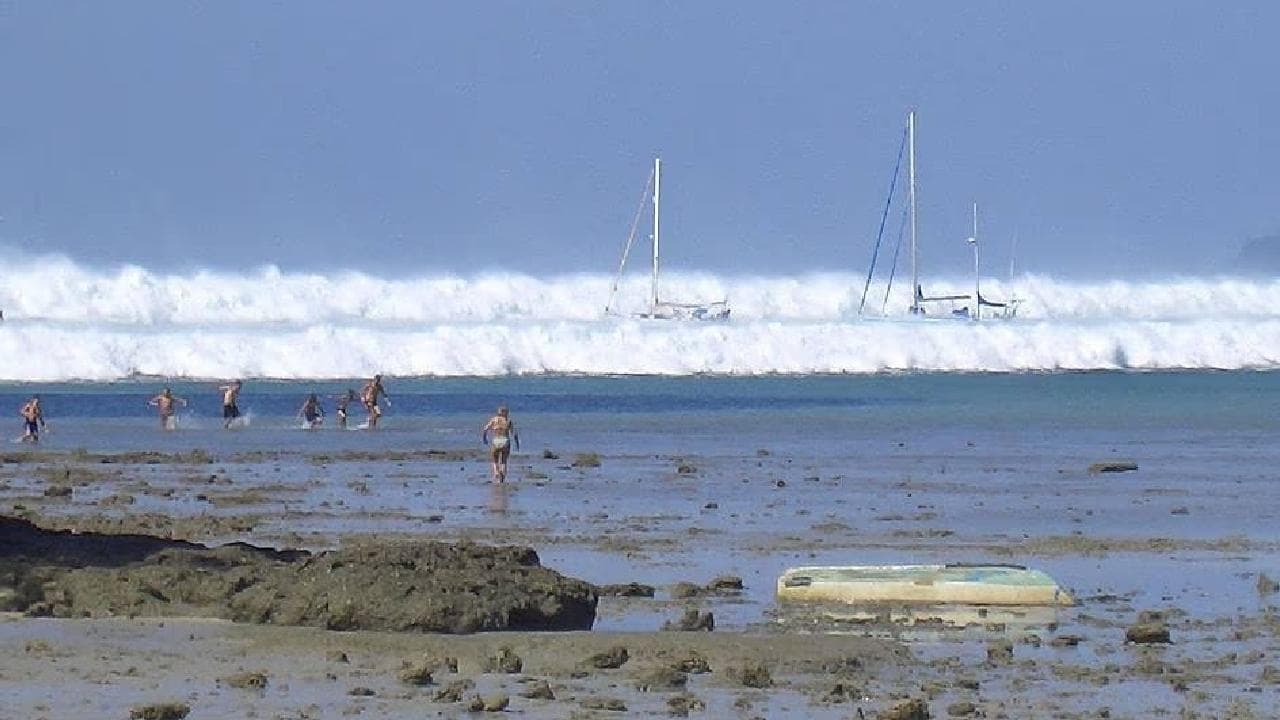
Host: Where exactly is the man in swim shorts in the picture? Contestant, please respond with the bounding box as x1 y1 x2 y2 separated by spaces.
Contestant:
148 388 187 431
19 395 45 443
482 405 520 482
334 389 356 429
219 380 242 429
361 374 390 429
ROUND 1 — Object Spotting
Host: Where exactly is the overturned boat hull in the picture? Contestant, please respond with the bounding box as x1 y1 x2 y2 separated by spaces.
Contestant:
777 564 1074 607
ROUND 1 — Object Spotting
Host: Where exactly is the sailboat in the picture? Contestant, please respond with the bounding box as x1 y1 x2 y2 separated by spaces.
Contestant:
964 202 1018 320
858 110 971 318
604 158 730 321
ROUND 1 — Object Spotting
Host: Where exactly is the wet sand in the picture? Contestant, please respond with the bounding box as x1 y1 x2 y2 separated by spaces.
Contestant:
2 444 1279 719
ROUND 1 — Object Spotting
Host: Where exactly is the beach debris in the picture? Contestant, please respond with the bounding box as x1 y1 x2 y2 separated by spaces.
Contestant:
542 449 560 460
519 680 555 700
432 679 474 702
671 650 712 674
635 666 688 691
571 452 601 468
129 703 190 720
1049 634 1083 648
1088 461 1139 474
483 646 524 673
325 650 349 663
947 700 978 716
666 693 706 717
219 670 268 690
581 696 628 712
347 687 376 696
706 575 744 594
662 608 715 631
598 582 656 597
670 581 703 599
481 694 510 712
43 484 73 498
1126 611 1172 644
728 662 772 688
584 644 630 669
703 502 718 509
881 698 930 720
1257 573 1279 595
676 462 698 475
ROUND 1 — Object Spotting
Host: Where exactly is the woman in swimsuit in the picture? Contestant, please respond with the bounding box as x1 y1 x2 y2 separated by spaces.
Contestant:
481 405 520 482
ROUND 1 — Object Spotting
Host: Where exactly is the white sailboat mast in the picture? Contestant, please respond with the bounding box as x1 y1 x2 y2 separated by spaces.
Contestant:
651 157 661 314
908 111 920 315
970 201 981 321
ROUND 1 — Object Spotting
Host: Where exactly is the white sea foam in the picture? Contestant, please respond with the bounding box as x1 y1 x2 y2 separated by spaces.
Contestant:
0 254 1276 380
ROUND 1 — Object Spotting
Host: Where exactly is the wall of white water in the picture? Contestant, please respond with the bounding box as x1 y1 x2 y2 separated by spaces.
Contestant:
0 256 1276 380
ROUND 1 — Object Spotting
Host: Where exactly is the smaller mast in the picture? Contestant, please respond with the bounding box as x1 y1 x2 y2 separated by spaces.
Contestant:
651 157 661 315
968 201 981 321
908 110 920 315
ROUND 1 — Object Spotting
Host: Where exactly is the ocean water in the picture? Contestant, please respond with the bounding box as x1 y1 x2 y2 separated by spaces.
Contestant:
1 256 1280 379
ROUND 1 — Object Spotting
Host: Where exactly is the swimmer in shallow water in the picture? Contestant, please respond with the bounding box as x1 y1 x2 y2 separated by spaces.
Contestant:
482 405 520 482
218 380 243 429
148 388 187 431
298 393 324 429
361 374 390 429
19 395 45 443
334 389 357 429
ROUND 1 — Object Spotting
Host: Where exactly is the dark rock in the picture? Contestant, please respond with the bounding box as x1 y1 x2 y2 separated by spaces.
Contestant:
1258 573 1279 595
220 671 268 690
129 703 190 720
703 502 718 509
1050 635 1083 648
397 658 434 686
519 680 555 700
483 646 523 673
482 694 510 712
572 453 601 468
1126 621 1171 644
1088 461 1138 474
882 698 930 720
667 693 706 717
542 449 560 460
671 650 711 674
729 662 772 688
635 666 688 691
466 695 485 712
705 575 744 594
598 582 656 598
947 700 978 717
581 697 627 711
676 463 698 475
432 679 474 702
0 517 598 633
43 485 73 498
585 645 629 669
347 687 376 697
662 609 714 631
325 650 349 663
986 640 1014 665
669 582 702 599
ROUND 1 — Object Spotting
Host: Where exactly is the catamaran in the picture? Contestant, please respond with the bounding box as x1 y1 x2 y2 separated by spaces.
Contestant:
858 111 1014 320
604 158 730 321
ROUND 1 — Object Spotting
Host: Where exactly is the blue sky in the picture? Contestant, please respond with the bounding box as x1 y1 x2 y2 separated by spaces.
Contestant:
1 2 1276 276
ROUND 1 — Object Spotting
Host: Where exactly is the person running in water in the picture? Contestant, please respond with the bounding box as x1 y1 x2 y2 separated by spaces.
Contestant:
482 405 520 482
334 389 357 429
219 380 243 429
19 396 45 443
148 388 187 431
298 393 324 429
361 374 390 429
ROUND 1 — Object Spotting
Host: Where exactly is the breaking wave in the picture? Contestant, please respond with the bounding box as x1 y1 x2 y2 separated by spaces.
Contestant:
0 255 1277 380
